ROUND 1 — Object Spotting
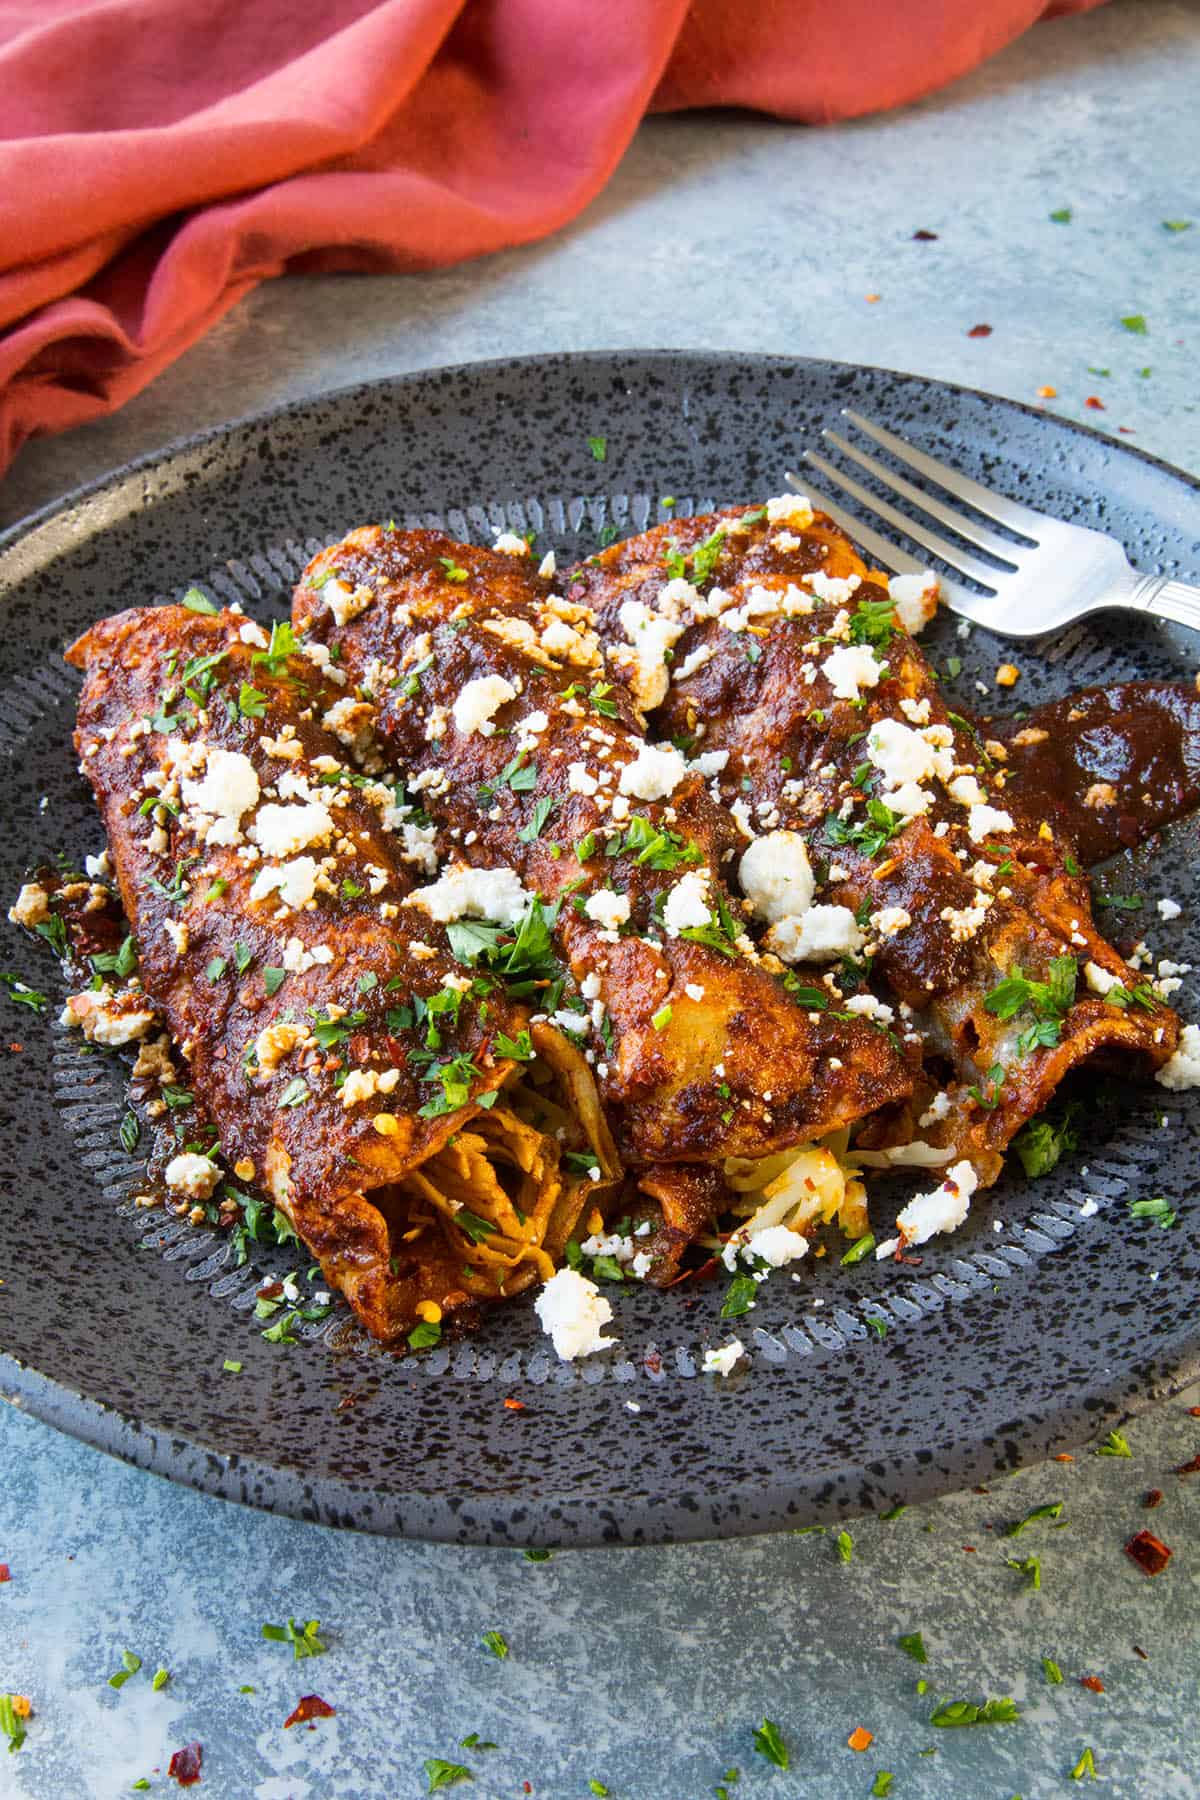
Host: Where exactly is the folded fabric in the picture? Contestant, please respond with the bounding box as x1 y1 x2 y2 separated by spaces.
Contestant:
0 0 1103 482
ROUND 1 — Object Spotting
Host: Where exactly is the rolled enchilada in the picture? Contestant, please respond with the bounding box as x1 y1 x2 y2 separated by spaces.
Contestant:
571 500 1180 1195
290 526 913 1269
66 603 616 1340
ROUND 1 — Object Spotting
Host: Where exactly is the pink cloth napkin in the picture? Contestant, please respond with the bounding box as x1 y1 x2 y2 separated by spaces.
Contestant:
0 0 1103 479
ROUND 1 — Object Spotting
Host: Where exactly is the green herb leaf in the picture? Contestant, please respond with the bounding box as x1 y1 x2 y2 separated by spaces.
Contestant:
152 1668 170 1691
223 1359 242 1373
1070 1747 1098 1781
408 1320 442 1350
181 587 219 615
1012 1101 1080 1178
1119 314 1148 335
898 1631 927 1663
1042 1655 1064 1684
0 973 48 1011
1049 206 1073 223
522 1548 552 1562
517 795 556 843
237 682 269 720
587 436 608 463
930 1696 1019 1727
278 1077 309 1108
119 1111 140 1154
1096 1428 1132 1457
234 942 253 975
835 1529 854 1564
872 1776 894 1798
437 557 469 584
1163 219 1193 232
108 1649 143 1689
650 1003 672 1031
1004 1553 1041 1590
588 1783 609 1797
480 1630 508 1660
752 1718 789 1770
252 619 300 676
1001 1501 1063 1537
1128 1194 1176 1230
840 1232 876 1266
424 1757 472 1790
205 956 227 982
261 1617 326 1661
720 1273 758 1319
0 1694 26 1754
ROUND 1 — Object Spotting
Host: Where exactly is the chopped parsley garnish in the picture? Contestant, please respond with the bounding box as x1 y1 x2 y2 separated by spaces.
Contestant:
108 1649 143 1690
494 1028 535 1061
930 1696 1020 1727
204 878 228 902
824 798 905 860
278 1077 310 1108
1064 853 1082 876
91 934 138 979
262 966 287 997
234 941 253 975
898 1631 927 1663
424 1759 472 1792
1004 1552 1041 1590
1070 1747 1099 1781
836 1529 854 1563
437 556 469 584
848 596 899 649
679 891 742 960
480 1630 509 1660
261 1617 327 1660
840 1231 875 1266
720 1272 757 1319
613 814 702 871
1096 1429 1132 1458
147 857 196 906
1128 1194 1176 1230
480 751 537 802
228 1192 300 1266
341 878 365 900
237 681 268 719
1001 1500 1063 1537
399 654 435 699
160 1085 193 1109
752 1718 789 1770
445 896 560 994
522 1548 552 1562
455 1210 499 1246
517 794 557 843
181 587 219 615
588 681 619 718
1012 1101 1079 1177
1042 1655 1064 1684
205 957 227 982
1095 892 1142 912
1099 979 1158 1012
587 435 607 462
651 1003 672 1030
968 1062 1006 1111
408 1320 442 1349
1049 206 1073 223
0 1694 26 1754
982 955 1077 1053
0 973 47 1011
1120 314 1148 335
252 620 299 676
119 1112 140 1154
576 832 597 862
223 1360 242 1373
152 1668 169 1691
309 1006 368 1050
872 1776 894 1798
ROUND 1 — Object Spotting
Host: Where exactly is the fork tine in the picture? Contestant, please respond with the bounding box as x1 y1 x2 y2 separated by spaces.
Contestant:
787 476 983 615
822 429 1026 564
803 449 1005 590
841 409 1048 535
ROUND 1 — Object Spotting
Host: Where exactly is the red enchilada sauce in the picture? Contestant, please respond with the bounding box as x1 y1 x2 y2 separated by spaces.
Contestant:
990 682 1200 866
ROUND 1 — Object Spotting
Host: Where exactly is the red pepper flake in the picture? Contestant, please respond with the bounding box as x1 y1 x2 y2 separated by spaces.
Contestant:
1037 385 1058 399
503 1397 526 1411
1085 395 1106 410
962 1545 977 1553
1118 426 1137 435
1173 1453 1200 1477
913 229 939 241
967 324 993 338
1188 1407 1200 1417
1133 1645 1149 1660
335 1393 360 1412
523 1785 533 1795
848 1726 874 1751
643 1351 663 1375
1053 1453 1074 1463
284 1694 335 1729
1144 1488 1164 1508
1079 1675 1105 1694
1125 1528 1171 1576
0 1564 10 1583
865 293 881 304
8 1042 22 1053
168 1742 203 1787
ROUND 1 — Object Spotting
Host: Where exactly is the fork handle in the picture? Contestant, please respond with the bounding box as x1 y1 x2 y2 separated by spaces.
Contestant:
1131 574 1200 633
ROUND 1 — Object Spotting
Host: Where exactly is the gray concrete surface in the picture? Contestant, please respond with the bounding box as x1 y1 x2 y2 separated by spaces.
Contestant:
1 1 1198 1793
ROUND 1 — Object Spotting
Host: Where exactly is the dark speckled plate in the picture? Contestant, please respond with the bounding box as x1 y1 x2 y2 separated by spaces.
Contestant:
1 352 1198 1547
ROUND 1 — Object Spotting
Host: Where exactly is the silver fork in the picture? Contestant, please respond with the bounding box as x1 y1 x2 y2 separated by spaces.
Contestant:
786 408 1200 638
